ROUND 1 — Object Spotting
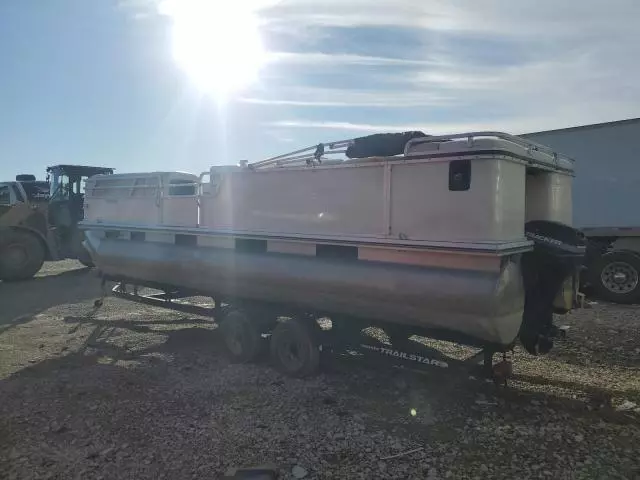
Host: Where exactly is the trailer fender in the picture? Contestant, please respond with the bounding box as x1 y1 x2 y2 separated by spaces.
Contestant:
611 237 640 256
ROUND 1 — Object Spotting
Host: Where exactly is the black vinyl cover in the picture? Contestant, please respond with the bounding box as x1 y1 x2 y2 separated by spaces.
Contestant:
345 131 428 159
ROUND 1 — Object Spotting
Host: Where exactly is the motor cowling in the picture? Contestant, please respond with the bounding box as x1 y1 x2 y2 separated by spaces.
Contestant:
520 221 586 355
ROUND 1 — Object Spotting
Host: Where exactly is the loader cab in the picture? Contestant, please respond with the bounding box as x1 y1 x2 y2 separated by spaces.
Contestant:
46 165 114 227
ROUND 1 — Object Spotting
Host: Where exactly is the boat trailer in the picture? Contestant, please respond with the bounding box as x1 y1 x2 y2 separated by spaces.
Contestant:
94 277 569 385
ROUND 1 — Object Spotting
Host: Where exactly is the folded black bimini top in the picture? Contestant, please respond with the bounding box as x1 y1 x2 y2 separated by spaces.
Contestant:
345 131 428 159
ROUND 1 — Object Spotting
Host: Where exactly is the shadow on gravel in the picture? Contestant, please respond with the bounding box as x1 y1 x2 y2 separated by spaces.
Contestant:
1 315 638 480
2 309 638 432
548 346 640 371
509 372 640 413
546 311 640 371
3 312 220 381
0 314 225 480
0 268 100 331
65 312 219 351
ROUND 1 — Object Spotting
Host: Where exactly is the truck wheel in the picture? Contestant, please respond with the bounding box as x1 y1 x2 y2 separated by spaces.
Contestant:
219 310 263 363
0 231 45 281
592 251 640 304
270 318 321 377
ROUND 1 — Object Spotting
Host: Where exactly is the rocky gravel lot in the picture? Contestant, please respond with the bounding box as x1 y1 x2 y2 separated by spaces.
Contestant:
0 261 639 479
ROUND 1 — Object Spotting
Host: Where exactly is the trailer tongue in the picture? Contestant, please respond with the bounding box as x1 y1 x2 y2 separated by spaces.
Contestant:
81 131 585 379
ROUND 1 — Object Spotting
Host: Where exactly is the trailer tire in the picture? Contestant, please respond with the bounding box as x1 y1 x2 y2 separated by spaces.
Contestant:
0 230 45 281
592 251 640 304
220 311 263 363
270 318 321 377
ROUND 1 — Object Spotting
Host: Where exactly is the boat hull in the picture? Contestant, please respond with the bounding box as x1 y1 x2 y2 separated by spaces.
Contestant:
84 231 526 347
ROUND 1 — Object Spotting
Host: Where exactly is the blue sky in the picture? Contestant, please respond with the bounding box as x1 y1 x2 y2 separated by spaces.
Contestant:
1 0 639 180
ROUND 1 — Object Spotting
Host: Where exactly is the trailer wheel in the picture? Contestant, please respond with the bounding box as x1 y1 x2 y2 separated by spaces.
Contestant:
219 311 263 363
270 318 321 377
0 230 45 281
592 251 640 304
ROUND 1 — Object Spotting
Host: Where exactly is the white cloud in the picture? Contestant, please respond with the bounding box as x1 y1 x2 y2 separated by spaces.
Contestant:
247 49 639 125
262 2 638 127
266 52 439 67
261 0 640 37
125 0 640 38
258 0 470 31
268 120 486 134
266 113 625 136
241 85 453 108
122 0 640 132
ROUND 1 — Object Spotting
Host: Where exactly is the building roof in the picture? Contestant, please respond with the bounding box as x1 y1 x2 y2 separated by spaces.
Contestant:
524 117 640 137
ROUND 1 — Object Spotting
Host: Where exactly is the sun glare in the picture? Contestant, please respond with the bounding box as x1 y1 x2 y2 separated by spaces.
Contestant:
160 0 266 96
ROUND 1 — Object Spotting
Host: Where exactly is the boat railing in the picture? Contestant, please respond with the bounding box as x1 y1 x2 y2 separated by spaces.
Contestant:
246 131 575 171
248 139 354 169
404 131 575 169
86 174 201 198
86 174 202 227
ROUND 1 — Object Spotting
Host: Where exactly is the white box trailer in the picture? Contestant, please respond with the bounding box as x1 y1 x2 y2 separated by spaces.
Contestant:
522 118 640 303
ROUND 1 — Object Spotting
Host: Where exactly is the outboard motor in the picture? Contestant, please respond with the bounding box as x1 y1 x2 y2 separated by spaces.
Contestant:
520 220 586 355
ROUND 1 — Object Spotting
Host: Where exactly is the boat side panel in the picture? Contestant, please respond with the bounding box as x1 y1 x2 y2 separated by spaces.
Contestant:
390 159 526 242
525 172 573 226
205 165 387 237
202 156 530 245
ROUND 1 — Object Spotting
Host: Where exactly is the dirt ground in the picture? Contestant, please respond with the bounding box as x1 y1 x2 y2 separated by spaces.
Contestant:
0 261 639 479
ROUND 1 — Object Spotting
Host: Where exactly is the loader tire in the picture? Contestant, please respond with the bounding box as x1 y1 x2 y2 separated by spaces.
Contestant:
0 230 45 281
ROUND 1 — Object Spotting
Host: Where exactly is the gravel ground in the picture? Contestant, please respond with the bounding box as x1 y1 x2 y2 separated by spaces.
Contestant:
0 261 639 479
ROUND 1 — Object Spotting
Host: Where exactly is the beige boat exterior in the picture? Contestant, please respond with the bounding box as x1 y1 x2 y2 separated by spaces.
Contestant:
81 132 584 352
